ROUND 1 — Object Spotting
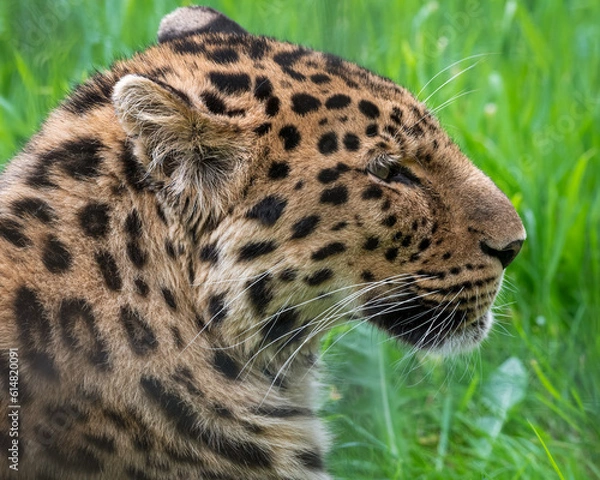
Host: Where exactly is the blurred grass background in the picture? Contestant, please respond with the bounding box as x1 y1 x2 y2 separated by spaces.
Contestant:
1 1 598 478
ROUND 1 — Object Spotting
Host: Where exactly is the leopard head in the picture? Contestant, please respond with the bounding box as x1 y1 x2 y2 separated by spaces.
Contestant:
113 7 525 366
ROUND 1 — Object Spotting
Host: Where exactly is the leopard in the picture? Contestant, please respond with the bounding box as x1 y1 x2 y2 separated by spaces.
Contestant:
0 6 525 480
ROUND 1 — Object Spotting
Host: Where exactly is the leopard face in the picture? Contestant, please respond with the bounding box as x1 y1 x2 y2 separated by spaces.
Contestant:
0 6 525 479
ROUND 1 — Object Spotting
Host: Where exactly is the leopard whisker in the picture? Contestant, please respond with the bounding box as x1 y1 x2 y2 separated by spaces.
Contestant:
239 277 405 375
260 282 435 396
423 60 482 105
417 52 495 98
233 274 414 350
179 262 285 355
307 289 447 378
428 89 479 116
394 288 463 351
238 272 428 346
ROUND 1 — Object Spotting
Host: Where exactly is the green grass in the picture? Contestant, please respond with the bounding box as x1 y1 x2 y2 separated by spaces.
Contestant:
1 1 599 478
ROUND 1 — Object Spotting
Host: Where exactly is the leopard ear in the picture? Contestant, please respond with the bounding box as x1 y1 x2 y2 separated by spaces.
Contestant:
157 6 247 43
112 74 250 222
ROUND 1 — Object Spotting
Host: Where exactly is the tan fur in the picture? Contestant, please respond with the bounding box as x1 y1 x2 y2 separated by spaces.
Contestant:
0 8 524 479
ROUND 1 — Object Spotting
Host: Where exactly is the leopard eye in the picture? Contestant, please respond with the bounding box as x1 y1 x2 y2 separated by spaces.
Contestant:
367 163 391 181
367 161 422 187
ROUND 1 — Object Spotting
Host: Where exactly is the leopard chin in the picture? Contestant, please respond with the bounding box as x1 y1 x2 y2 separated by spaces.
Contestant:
432 311 494 356
365 296 494 355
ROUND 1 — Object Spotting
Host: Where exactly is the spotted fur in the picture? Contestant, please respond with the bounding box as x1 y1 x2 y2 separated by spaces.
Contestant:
0 6 524 479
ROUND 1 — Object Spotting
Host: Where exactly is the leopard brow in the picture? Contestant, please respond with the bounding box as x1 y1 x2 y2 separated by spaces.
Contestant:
366 154 402 171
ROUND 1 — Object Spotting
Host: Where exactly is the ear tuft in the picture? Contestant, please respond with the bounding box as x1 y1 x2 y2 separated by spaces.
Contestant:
112 74 248 174
112 74 193 139
158 6 247 43
112 74 250 225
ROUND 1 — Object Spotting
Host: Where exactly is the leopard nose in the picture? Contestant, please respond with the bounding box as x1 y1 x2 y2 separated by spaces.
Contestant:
480 239 524 269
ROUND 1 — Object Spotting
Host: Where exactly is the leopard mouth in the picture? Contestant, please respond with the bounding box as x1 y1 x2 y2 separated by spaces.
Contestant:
363 295 492 353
